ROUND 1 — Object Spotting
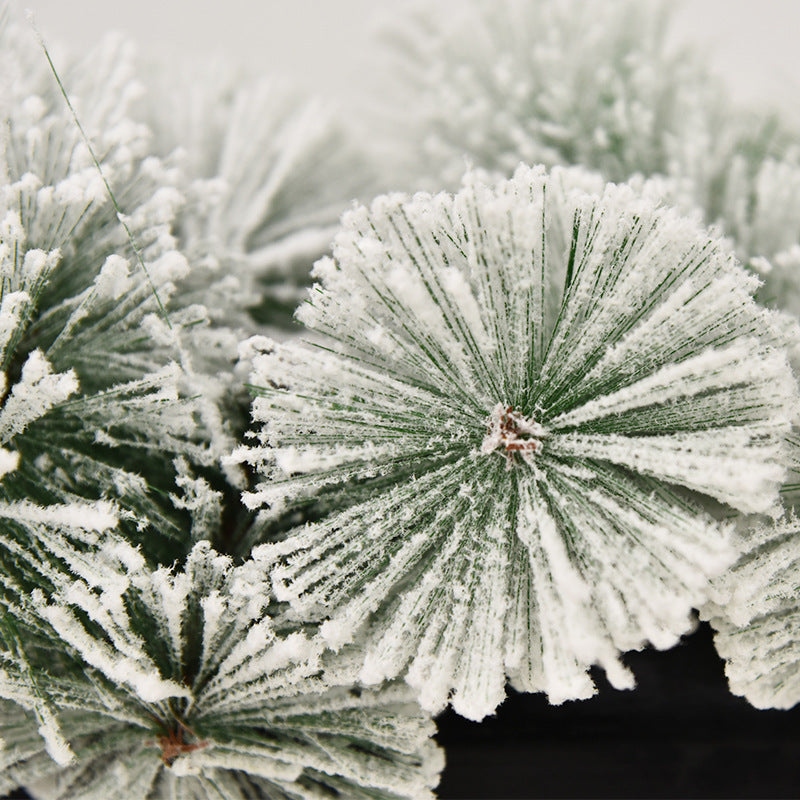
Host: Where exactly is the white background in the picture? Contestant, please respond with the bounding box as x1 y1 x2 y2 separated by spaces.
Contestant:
22 0 800 119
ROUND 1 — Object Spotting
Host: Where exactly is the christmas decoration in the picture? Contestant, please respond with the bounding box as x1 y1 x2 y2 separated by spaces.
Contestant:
4 0 800 797
703 515 800 711
236 164 800 720
144 61 375 329
372 0 713 190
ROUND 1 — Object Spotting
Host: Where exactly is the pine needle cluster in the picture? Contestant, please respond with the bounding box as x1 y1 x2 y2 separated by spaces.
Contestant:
372 0 714 190
0 6 441 797
3 0 800 797
703 515 800 711
236 164 800 721
143 61 376 330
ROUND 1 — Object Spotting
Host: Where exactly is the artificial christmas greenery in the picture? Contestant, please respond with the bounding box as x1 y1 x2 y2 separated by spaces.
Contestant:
371 0 713 190
0 6 440 798
236 164 799 721
142 61 375 330
0 15 217 555
2 0 800 797
703 514 800 711
0 532 442 799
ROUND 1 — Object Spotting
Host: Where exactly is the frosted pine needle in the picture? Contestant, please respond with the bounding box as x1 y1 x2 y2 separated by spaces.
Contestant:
0 535 442 799
0 15 244 542
235 164 800 720
145 64 373 328
0 477 119 770
702 516 800 710
667 110 800 319
374 0 800 324
372 0 713 190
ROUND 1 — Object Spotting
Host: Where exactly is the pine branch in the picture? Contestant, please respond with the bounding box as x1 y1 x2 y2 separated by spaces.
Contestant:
370 0 714 190
0 11 245 553
0 533 442 799
143 61 376 330
702 513 800 710
235 164 800 720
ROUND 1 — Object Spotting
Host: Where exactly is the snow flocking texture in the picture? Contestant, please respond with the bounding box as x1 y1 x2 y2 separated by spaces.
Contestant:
0 394 441 797
376 0 800 328
235 164 800 721
2 2 800 797
0 529 442 800
0 24 209 538
0 12 263 553
675 123 800 321
702 514 800 712
374 0 712 191
0 12 444 797
142 58 377 330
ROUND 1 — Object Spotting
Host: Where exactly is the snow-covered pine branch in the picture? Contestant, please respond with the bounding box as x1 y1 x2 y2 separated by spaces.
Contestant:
373 0 800 331
0 533 442 799
701 515 800 710
0 12 245 547
144 62 375 330
370 0 713 191
235 164 800 721
667 110 800 320
0 486 119 769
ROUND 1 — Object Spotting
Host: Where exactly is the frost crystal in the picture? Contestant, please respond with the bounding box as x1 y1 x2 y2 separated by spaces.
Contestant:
0 14 239 549
144 64 373 328
702 516 800 710
373 0 800 326
373 0 712 190
0 537 442 799
667 110 800 319
237 164 800 720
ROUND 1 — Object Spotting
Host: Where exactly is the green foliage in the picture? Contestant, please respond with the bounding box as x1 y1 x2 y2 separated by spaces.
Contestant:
237 165 800 720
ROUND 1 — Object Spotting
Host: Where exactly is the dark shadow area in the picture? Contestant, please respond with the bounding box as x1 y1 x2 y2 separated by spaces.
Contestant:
436 621 800 798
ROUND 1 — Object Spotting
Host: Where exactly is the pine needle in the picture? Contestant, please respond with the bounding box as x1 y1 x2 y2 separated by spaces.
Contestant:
26 10 173 330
